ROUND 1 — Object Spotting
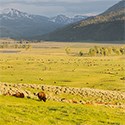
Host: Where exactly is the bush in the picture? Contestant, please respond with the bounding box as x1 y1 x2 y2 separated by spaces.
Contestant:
88 46 125 56
79 51 84 56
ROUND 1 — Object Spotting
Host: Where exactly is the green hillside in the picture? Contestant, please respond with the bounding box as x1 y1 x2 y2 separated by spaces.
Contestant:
39 1 125 43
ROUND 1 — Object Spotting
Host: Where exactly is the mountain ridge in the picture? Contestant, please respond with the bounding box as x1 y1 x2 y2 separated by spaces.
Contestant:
0 8 61 39
38 0 125 43
103 0 125 14
0 8 89 39
49 14 88 25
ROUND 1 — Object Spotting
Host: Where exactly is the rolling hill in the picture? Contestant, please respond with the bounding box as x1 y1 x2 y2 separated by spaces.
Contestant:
39 0 125 43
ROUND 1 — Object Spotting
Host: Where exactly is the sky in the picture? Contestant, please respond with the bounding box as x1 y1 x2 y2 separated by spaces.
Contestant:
0 0 120 17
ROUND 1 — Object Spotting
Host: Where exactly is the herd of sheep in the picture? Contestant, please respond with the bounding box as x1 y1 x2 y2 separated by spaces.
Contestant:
0 82 125 108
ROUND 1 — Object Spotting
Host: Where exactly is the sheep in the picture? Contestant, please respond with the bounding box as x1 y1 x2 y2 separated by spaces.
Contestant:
12 92 24 98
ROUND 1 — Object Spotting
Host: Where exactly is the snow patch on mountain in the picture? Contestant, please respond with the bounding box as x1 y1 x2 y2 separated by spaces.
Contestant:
0 8 32 20
0 8 88 24
50 15 88 24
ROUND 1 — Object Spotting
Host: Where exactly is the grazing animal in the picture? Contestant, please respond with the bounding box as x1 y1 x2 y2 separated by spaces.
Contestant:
3 91 11 96
37 92 46 102
12 92 24 98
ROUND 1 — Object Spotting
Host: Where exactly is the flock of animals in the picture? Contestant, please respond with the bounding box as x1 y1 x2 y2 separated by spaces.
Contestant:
0 83 125 109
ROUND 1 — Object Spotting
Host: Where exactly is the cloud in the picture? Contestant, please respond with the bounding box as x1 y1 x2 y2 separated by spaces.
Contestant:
0 0 119 4
0 0 120 16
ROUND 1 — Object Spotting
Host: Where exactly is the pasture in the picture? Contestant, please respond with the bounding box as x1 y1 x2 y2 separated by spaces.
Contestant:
0 95 125 125
0 40 125 125
0 42 125 91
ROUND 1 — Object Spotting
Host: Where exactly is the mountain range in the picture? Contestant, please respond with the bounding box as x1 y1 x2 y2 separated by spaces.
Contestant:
49 15 88 25
0 8 88 40
39 0 125 43
0 0 125 43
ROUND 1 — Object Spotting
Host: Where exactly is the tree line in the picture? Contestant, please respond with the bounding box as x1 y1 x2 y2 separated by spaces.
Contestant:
0 41 32 50
88 46 125 56
65 46 125 57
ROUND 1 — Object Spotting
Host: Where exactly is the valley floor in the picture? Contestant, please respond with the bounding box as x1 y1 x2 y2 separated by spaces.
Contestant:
0 41 125 125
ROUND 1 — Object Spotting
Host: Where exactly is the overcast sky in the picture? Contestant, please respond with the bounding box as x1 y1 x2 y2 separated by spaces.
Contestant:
0 0 120 17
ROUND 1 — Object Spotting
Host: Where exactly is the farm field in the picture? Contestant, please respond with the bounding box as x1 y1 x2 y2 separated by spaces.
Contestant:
0 41 125 125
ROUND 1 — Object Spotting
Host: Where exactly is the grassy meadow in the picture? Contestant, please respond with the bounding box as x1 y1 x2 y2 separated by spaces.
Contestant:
0 42 125 91
0 95 125 125
0 40 125 125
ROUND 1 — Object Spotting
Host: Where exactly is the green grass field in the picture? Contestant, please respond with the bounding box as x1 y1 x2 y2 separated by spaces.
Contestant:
0 95 125 125
0 42 125 91
0 41 125 125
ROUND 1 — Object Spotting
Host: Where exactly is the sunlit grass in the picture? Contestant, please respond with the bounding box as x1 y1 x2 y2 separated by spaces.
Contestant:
0 42 125 125
0 95 125 125
0 48 125 91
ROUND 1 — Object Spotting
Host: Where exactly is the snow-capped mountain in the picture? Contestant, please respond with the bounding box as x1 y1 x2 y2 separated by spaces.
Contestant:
0 8 61 39
0 8 32 20
73 15 88 22
50 15 70 24
0 8 89 40
40 0 125 42
0 8 50 22
50 15 88 25
0 8 88 24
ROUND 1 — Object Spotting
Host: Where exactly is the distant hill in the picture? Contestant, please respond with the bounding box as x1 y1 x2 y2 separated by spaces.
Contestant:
49 15 88 25
0 8 88 40
39 0 125 43
0 8 63 39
